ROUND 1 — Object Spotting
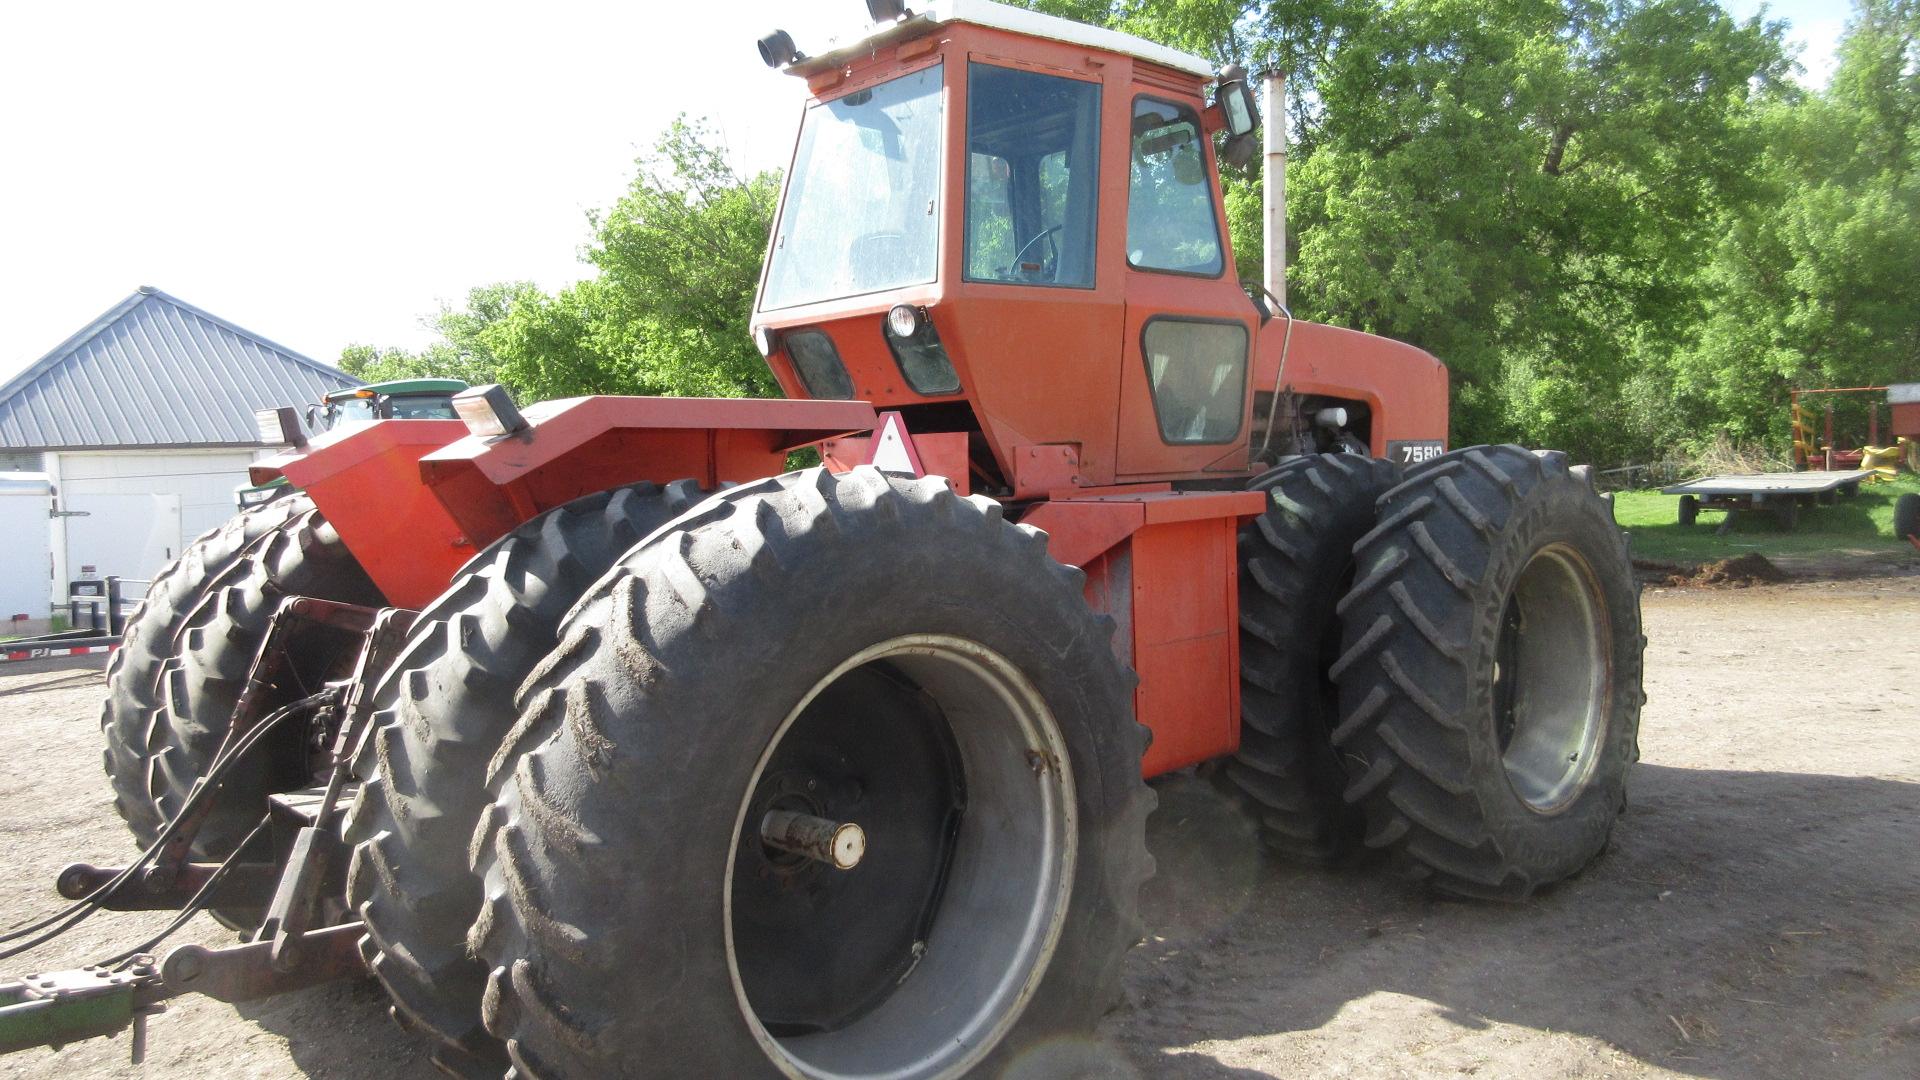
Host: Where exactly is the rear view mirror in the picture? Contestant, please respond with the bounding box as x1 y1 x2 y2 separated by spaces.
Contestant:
1214 65 1262 168
1214 65 1260 138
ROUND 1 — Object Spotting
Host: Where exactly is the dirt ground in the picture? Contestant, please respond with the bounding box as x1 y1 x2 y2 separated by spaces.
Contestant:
2 572 1917 1079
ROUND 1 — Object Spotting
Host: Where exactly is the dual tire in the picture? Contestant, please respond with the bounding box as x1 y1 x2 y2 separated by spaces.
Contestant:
341 480 710 1068
355 468 1153 1077
100 494 381 858
100 470 1153 1077
1224 447 1644 898
1225 453 1401 863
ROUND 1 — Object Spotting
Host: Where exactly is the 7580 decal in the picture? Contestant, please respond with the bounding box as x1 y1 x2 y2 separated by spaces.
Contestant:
1386 440 1445 465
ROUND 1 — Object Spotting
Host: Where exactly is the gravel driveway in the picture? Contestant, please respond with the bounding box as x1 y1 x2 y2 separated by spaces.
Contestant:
2 572 1916 1079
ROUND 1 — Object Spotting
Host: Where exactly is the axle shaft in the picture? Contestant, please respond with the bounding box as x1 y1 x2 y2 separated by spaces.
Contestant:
759 810 865 870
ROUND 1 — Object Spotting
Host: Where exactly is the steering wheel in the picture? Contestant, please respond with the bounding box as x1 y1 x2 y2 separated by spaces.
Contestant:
1006 225 1062 282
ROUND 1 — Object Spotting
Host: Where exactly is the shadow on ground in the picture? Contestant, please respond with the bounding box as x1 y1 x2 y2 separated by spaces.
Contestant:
1113 765 1920 1079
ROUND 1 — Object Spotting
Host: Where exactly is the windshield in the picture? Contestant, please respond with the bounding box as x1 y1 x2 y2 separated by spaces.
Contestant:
386 394 459 419
761 63 943 310
309 393 458 432
312 398 376 432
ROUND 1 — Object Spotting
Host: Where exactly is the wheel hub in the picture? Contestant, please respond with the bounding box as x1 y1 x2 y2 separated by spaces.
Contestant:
1493 543 1612 813
725 635 1076 1080
731 664 964 1037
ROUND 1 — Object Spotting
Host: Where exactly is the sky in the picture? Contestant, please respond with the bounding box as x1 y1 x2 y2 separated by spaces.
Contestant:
1724 0 1852 85
0 1 1853 382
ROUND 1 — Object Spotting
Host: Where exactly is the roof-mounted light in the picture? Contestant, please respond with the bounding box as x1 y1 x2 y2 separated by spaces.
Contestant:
758 29 799 68
452 383 529 438
254 406 308 448
866 0 909 22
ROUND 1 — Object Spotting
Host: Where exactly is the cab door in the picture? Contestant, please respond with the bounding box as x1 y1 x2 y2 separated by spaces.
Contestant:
1114 92 1258 479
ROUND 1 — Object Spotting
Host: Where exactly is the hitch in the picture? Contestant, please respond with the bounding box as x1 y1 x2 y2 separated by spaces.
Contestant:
0 962 163 1061
0 923 368 1063
0 599 419 1063
161 921 365 1003
147 596 386 890
54 860 282 912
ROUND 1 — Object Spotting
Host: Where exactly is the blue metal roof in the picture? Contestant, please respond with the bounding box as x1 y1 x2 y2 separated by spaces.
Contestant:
0 287 362 451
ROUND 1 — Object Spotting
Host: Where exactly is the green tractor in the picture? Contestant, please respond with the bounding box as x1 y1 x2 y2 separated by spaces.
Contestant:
236 378 468 508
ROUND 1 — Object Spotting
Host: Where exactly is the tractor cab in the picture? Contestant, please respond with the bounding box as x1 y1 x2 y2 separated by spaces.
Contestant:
750 0 1448 498
307 377 469 433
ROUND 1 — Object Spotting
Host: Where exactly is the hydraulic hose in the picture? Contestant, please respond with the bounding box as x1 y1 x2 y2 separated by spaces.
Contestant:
0 691 334 961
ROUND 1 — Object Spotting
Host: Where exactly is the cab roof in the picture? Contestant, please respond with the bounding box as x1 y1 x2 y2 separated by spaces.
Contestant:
322 377 468 403
788 0 1214 80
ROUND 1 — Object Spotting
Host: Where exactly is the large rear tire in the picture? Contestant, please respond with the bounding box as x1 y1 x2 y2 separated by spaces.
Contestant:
466 468 1154 1079
149 502 381 858
100 496 322 847
1222 453 1401 863
343 480 706 1068
1330 446 1645 899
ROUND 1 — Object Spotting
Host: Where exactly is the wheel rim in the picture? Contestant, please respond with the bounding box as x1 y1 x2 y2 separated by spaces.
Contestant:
1491 543 1611 813
725 635 1077 1080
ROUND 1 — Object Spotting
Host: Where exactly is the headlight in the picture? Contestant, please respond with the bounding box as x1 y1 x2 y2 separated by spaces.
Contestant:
882 307 960 396
757 29 797 68
886 304 924 339
452 383 529 438
753 325 778 357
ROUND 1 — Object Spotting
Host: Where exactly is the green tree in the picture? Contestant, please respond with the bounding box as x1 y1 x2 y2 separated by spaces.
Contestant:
582 118 782 397
343 120 779 402
1675 0 1920 450
1020 0 1793 463
339 281 541 389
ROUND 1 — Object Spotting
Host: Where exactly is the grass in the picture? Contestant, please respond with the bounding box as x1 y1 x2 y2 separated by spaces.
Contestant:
1613 473 1920 565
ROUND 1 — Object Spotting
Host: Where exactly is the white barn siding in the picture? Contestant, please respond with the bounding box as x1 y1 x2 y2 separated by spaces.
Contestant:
48 449 259 604
0 475 52 625
56 450 257 541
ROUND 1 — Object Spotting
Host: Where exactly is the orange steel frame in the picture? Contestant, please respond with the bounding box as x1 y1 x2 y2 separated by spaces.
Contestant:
252 398 877 609
249 17 1454 782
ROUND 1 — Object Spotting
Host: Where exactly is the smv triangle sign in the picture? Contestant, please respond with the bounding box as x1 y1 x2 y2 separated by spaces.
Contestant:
865 411 925 477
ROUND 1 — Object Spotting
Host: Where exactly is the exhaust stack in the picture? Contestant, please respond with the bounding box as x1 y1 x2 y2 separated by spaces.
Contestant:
1262 69 1288 306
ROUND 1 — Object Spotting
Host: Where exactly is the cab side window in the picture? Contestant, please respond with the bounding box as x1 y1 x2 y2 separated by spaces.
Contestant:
964 63 1102 288
1127 98 1224 276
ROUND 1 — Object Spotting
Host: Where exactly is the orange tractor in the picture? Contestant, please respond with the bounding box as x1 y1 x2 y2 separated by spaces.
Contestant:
5 2 1641 1076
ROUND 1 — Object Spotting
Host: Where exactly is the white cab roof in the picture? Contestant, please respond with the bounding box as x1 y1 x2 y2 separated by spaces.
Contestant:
793 0 1215 80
